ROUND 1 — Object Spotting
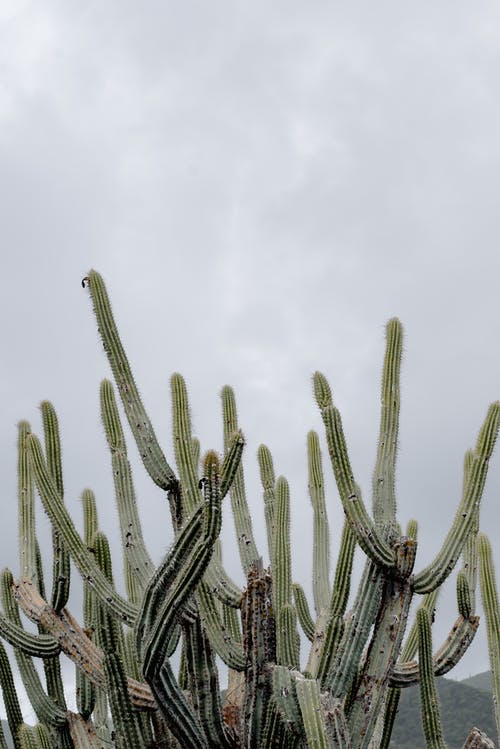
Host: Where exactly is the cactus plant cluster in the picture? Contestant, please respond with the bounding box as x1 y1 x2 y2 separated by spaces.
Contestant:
0 269 498 748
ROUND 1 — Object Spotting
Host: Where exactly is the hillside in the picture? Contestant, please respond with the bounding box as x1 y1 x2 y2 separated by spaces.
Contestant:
390 676 496 749
461 671 493 694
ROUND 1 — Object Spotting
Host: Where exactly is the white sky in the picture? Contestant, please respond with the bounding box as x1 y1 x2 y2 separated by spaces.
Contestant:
1 0 500 721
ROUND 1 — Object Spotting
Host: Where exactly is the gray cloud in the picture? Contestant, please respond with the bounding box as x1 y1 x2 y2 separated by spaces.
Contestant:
1 1 499 707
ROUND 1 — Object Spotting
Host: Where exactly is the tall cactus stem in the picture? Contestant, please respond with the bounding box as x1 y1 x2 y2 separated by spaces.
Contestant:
258 444 276 562
307 430 330 615
86 268 177 491
478 533 500 745
417 607 447 749
221 385 259 574
414 402 500 594
372 317 402 539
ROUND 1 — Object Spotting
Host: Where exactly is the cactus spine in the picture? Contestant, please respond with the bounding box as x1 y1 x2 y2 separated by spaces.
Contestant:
0 270 498 748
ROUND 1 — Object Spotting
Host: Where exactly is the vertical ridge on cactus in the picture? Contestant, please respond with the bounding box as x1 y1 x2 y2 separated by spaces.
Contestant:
0 269 498 748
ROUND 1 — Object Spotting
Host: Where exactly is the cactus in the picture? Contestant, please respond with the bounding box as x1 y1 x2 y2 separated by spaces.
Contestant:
0 270 498 747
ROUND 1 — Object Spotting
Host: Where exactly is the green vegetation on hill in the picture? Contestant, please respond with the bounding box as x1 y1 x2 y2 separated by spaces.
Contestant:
391 676 496 749
461 671 493 694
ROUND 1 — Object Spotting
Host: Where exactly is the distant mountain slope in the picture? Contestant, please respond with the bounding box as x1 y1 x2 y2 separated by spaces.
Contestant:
390 677 496 749
461 671 493 694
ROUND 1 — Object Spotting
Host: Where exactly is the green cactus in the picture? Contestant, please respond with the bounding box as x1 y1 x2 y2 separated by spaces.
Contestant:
0 270 498 748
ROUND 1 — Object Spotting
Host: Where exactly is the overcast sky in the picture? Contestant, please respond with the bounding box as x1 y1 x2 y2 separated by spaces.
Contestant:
1 0 500 719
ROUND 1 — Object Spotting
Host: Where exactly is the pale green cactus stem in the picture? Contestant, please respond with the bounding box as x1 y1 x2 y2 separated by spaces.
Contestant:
17 422 37 586
478 533 500 745
182 616 232 749
221 385 259 574
1 570 67 729
40 401 70 612
257 443 276 561
85 269 177 492
307 430 330 616
414 401 500 594
295 677 336 749
313 372 394 570
94 531 146 749
170 373 242 608
293 583 315 641
273 476 300 668
37 404 72 749
417 607 447 749
100 378 154 590
371 318 402 541
139 452 227 748
0 641 23 749
269 665 303 739
77 489 98 722
461 449 478 611
27 433 137 625
312 518 356 684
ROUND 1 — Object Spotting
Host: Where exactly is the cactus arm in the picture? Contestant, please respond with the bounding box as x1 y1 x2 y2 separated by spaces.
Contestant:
13 578 155 709
327 560 385 700
27 433 137 625
312 612 344 685
77 489 98 720
457 570 472 618
313 519 357 684
260 700 298 748
330 519 357 619
0 641 23 749
293 583 315 641
17 422 38 586
17 726 38 749
40 402 70 612
141 452 224 678
221 385 259 574
103 653 147 749
295 677 332 749
371 318 402 539
171 375 243 607
313 373 394 569
390 613 479 687
0 613 60 657
241 561 275 748
171 373 202 516
197 583 246 670
67 713 101 749
1 570 68 729
379 687 400 749
258 444 276 563
273 477 292 626
86 269 177 491
96 533 147 749
276 603 300 670
273 477 300 668
100 379 154 590
478 533 500 745
417 607 448 749
308 430 331 615
149 660 209 749
399 589 440 665
270 665 304 740
183 616 233 749
414 402 500 593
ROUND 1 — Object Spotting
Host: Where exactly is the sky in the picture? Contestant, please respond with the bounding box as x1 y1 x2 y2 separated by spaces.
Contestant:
1 0 500 721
